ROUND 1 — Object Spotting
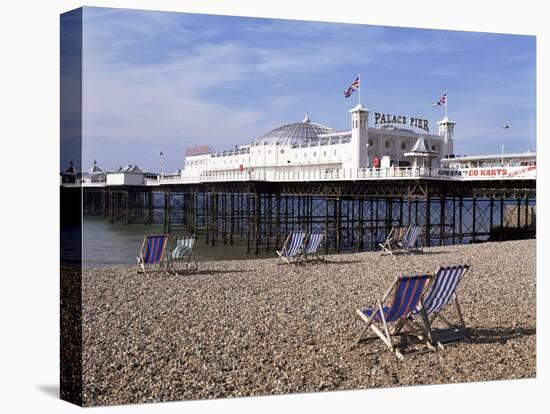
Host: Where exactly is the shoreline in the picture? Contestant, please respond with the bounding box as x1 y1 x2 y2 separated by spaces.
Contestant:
81 239 536 406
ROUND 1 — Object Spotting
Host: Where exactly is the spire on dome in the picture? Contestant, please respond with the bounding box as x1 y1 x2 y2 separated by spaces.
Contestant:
303 112 310 122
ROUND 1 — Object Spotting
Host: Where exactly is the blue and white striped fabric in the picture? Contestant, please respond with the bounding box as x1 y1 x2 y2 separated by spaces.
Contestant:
360 274 431 323
304 233 324 254
170 236 195 260
414 264 469 315
286 231 306 257
402 225 422 249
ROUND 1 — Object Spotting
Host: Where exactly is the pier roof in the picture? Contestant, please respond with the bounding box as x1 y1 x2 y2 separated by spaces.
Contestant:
252 115 336 146
406 136 437 156
117 164 143 173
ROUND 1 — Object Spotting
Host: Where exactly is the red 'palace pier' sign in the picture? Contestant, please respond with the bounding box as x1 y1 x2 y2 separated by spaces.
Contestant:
186 145 211 156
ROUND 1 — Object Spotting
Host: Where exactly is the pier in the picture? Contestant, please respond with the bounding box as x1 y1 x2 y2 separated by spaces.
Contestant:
66 166 536 255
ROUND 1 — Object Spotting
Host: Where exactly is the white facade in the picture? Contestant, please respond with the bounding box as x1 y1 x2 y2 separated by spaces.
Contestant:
106 172 145 186
106 163 145 186
182 107 454 179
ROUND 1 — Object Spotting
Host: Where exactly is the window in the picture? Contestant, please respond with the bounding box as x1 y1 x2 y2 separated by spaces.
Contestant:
280 149 285 154
431 145 437 151
313 152 317 157
323 151 327 156
368 139 374 147
385 140 391 149
401 142 407 150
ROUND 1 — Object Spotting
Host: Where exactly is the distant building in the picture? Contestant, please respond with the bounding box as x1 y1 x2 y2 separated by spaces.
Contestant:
107 163 145 186
440 152 536 169
81 160 106 183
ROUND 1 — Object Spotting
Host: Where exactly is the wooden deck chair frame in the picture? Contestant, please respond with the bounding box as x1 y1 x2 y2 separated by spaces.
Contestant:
276 231 307 265
355 273 434 360
166 236 198 274
302 232 325 263
136 234 169 276
413 263 471 349
379 225 410 256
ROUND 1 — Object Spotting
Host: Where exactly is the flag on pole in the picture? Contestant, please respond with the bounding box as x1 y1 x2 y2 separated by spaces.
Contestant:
432 92 447 106
344 75 360 98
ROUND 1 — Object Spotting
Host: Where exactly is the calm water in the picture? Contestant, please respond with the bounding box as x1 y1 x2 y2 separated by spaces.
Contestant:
77 217 271 268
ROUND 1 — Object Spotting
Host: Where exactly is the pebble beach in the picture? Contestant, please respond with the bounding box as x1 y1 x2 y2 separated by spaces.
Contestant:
81 239 536 406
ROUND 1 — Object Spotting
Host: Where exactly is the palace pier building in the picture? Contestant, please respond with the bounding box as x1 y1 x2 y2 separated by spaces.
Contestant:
63 102 536 255
182 105 455 180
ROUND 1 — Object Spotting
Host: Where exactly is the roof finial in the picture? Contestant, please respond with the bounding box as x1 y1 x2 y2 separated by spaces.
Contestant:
303 112 310 122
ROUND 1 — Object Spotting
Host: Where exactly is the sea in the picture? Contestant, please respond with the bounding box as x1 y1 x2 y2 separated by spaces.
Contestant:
61 216 271 268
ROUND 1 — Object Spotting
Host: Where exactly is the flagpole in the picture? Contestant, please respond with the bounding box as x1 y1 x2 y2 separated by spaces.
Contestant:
445 91 448 118
358 73 361 106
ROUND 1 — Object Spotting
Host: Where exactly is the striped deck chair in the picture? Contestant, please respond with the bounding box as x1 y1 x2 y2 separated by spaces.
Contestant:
276 231 306 264
396 225 423 254
409 264 471 348
379 226 410 256
166 236 197 274
136 235 169 276
302 232 325 262
356 273 434 360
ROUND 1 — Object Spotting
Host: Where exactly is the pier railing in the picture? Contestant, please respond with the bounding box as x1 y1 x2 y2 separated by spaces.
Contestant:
165 167 424 184
70 165 536 187
162 165 535 184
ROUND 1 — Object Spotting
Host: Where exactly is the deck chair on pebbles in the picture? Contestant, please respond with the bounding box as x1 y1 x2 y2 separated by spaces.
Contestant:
136 235 169 276
407 263 471 349
276 231 306 264
395 225 423 255
166 235 198 274
355 273 434 360
301 232 325 263
379 226 410 256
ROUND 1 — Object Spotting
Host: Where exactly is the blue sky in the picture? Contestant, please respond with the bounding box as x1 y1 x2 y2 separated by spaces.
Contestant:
79 6 536 173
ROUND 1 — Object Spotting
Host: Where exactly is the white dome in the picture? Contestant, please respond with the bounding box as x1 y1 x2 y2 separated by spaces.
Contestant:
253 114 335 146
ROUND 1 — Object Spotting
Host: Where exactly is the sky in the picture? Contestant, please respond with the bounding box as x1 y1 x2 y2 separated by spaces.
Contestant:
76 6 536 173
